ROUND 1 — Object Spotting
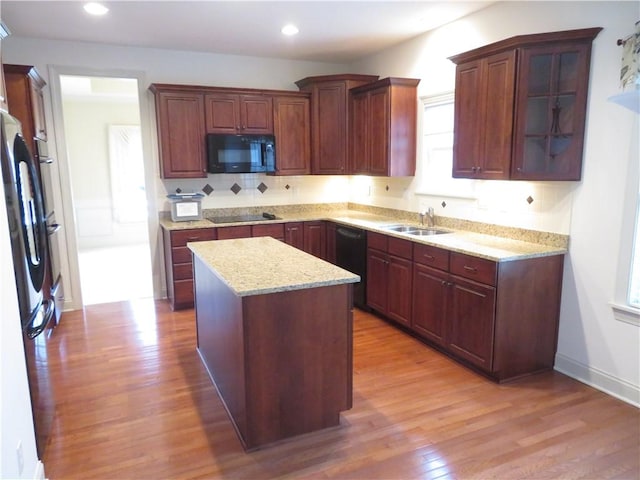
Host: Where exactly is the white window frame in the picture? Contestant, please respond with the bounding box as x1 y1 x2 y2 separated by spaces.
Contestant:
610 129 640 326
416 93 476 200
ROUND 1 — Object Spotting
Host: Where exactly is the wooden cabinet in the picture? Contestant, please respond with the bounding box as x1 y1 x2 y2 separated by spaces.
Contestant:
217 225 252 239
295 74 378 175
325 221 336 264
3 64 48 152
205 93 272 134
252 223 285 241
0 23 10 113
284 222 304 250
369 230 564 382
163 227 216 310
366 232 413 327
349 77 420 177
272 94 311 175
450 27 602 181
303 221 326 259
150 85 207 179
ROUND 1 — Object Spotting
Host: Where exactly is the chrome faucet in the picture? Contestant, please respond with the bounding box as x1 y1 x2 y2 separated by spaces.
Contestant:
420 207 435 227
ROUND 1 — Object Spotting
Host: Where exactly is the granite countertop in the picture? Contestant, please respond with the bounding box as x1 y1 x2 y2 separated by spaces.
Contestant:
188 236 360 297
164 208 567 262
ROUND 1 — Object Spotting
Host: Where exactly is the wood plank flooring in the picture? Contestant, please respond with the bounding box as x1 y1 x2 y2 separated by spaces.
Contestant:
42 299 639 479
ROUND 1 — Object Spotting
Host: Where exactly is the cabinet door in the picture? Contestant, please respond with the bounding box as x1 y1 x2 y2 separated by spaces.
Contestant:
368 88 389 176
284 222 304 250
453 51 515 180
447 275 496 370
312 82 348 174
325 222 336 264
205 93 240 133
303 221 326 259
386 254 412 327
366 248 388 313
156 91 206 178
240 95 273 134
512 43 591 180
273 95 310 175
349 91 369 174
412 264 448 345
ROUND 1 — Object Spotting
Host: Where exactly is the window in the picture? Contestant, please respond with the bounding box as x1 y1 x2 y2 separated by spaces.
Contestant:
418 93 475 199
628 197 640 308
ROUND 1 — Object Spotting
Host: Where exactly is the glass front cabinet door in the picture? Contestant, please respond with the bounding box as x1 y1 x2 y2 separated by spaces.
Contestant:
512 43 592 180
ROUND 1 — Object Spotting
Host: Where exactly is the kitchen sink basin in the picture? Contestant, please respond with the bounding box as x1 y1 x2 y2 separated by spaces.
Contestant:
382 224 451 236
406 228 450 236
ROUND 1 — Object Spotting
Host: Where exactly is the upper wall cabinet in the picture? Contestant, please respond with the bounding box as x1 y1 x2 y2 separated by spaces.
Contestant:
296 74 379 175
151 84 207 179
272 93 311 175
449 27 602 181
349 77 420 177
3 64 48 151
205 93 273 134
0 23 10 113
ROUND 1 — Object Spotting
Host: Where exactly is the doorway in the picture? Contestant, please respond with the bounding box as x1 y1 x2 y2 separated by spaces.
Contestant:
59 75 153 305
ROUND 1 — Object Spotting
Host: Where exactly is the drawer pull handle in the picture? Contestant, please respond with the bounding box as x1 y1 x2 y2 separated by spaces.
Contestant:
187 237 200 241
423 254 434 260
463 265 477 272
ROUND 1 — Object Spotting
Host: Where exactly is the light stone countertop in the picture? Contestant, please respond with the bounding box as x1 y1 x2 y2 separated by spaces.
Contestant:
164 208 567 262
188 236 360 297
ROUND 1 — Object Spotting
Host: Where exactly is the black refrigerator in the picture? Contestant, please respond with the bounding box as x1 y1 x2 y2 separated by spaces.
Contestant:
1 110 55 458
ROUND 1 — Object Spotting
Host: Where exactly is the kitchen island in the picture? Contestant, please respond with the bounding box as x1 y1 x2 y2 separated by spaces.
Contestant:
189 236 360 450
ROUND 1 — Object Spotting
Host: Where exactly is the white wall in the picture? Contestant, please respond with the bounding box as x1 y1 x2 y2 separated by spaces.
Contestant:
1 177 43 478
351 1 639 403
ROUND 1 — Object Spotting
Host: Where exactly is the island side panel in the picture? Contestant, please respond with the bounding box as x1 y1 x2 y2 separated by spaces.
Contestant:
242 283 353 449
193 256 248 442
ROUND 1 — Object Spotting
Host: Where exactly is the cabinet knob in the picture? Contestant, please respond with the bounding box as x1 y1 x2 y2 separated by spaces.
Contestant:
463 265 477 273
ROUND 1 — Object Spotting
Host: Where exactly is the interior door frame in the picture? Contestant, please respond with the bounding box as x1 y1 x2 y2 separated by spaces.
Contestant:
47 65 162 310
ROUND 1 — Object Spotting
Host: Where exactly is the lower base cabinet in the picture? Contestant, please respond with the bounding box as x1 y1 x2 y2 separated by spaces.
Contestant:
371 231 564 382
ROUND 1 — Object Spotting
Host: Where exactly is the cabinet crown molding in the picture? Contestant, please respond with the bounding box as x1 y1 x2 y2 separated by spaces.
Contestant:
448 27 603 65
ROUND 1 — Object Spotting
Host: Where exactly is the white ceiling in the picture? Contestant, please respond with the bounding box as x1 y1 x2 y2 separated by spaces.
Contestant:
1 1 494 63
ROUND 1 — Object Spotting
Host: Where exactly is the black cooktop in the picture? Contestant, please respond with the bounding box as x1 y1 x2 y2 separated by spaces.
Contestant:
209 212 281 224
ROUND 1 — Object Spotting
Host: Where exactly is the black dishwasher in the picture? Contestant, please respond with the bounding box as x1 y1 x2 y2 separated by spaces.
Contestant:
335 226 367 309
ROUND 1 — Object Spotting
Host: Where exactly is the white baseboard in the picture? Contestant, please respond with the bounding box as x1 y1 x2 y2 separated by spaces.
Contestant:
554 354 640 408
34 460 46 480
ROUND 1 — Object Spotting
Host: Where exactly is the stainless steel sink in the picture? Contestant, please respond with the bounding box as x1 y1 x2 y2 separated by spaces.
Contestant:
406 228 450 236
382 224 451 236
384 225 419 233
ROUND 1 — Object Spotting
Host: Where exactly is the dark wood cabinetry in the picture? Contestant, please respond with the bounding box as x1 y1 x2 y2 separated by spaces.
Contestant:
349 77 420 177
368 230 565 382
366 232 413 327
4 64 48 151
272 94 311 175
295 74 378 175
150 85 206 179
284 222 304 250
205 93 272 134
0 23 9 112
163 228 216 310
450 28 601 181
303 221 326 259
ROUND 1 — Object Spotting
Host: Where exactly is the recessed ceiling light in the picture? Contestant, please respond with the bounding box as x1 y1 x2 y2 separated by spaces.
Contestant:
84 2 109 16
281 24 299 36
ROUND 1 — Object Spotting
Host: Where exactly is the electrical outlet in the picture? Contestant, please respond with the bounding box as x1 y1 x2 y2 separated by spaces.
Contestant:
17 440 24 475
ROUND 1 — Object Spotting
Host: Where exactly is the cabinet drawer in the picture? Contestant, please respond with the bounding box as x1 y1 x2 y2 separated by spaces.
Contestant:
252 223 285 240
388 237 413 260
368 231 387 251
174 279 194 307
170 228 216 247
172 246 193 264
450 252 497 285
217 225 252 239
413 243 449 270
173 263 193 281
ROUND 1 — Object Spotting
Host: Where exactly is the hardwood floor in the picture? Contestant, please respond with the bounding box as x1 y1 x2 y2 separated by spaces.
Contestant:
43 299 639 479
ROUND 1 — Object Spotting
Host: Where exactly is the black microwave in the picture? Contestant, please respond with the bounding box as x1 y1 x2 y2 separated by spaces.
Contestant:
206 134 275 174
